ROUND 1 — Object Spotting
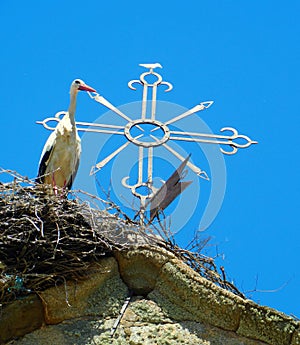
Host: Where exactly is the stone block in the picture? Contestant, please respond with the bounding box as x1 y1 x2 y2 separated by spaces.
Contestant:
237 300 297 345
149 259 243 331
114 246 176 295
0 294 44 344
38 257 128 324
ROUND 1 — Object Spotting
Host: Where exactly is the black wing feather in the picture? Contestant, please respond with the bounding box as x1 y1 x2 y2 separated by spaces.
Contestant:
35 145 54 184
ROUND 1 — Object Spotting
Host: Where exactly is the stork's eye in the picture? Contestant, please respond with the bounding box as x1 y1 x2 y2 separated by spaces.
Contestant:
74 80 81 84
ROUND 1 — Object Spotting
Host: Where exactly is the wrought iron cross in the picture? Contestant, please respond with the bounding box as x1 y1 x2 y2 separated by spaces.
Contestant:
37 63 257 223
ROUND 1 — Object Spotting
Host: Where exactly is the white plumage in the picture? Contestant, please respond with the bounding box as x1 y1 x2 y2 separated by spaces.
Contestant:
36 79 96 193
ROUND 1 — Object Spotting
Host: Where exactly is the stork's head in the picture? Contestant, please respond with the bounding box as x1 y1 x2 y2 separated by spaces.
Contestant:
71 79 97 94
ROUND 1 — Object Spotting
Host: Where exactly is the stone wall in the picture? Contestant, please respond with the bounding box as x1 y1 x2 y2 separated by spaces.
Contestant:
1 248 299 345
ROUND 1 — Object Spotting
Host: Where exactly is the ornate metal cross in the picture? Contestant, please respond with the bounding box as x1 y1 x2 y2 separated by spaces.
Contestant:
37 63 257 223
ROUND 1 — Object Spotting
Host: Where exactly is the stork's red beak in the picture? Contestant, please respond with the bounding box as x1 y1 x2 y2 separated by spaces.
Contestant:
79 83 97 92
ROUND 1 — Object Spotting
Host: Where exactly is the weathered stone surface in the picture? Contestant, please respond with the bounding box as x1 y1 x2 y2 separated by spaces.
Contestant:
179 321 268 345
291 329 300 345
38 257 128 324
114 246 176 295
14 318 117 345
12 298 268 345
237 300 298 345
149 259 242 331
127 323 208 345
120 299 267 345
0 294 44 344
124 298 172 324
14 325 70 345
3 247 300 345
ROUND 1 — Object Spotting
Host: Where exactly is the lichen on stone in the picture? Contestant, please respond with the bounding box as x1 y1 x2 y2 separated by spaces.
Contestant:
86 274 129 317
126 298 172 324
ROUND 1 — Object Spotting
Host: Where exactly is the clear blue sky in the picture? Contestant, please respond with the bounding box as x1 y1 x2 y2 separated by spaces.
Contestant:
1 1 300 317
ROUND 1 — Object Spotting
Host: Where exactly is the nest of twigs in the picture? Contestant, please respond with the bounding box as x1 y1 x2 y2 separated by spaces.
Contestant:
0 169 244 305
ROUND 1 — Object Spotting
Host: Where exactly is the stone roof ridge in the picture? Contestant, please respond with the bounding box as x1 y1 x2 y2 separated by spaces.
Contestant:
115 246 300 345
1 246 299 345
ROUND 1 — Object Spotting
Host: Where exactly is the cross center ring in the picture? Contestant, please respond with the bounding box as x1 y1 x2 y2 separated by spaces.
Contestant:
124 119 170 147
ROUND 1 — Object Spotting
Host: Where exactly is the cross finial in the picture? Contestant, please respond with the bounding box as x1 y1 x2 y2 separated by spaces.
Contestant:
37 63 257 226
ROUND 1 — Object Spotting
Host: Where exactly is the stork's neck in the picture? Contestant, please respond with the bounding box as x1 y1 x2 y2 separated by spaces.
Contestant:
67 89 78 125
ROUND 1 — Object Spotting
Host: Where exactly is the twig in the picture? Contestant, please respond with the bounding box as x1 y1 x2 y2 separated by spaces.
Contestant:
34 206 44 237
53 222 61 259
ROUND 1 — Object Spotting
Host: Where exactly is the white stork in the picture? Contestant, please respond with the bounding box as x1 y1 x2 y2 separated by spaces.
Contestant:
36 79 96 194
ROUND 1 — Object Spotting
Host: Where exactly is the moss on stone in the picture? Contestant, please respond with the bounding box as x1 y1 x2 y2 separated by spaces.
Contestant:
86 274 129 317
150 261 241 330
128 298 171 324
237 302 298 345
148 289 197 321
128 323 209 345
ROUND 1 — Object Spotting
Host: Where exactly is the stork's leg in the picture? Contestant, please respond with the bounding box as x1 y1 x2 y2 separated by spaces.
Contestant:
60 179 68 198
52 173 58 195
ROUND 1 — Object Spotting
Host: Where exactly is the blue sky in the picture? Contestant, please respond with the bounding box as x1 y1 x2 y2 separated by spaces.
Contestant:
1 1 300 317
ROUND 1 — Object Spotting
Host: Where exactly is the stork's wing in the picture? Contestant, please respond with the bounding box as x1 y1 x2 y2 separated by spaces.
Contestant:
36 132 56 183
65 157 80 191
